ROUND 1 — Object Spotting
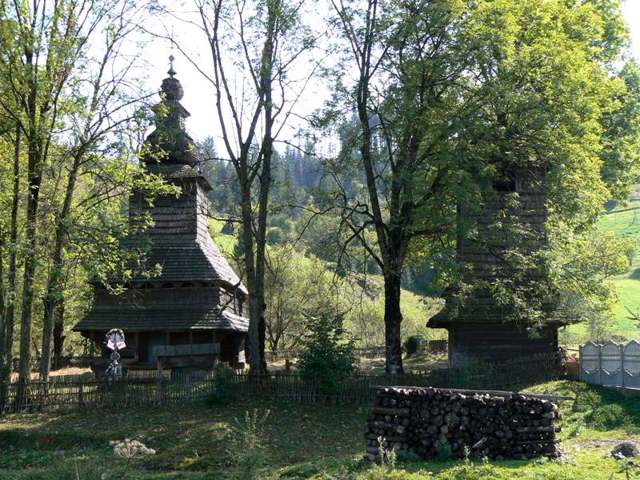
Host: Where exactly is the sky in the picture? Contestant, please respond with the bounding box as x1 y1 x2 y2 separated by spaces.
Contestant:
139 1 640 144
623 1 640 60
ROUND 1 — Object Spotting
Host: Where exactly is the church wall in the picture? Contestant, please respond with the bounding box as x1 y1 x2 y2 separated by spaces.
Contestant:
432 169 562 368
129 180 201 241
75 68 248 374
448 323 558 368
195 183 214 244
458 170 548 281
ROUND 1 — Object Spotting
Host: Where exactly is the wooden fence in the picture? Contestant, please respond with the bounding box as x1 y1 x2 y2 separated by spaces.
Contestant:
264 346 388 362
0 353 562 415
264 342 447 362
1 370 215 414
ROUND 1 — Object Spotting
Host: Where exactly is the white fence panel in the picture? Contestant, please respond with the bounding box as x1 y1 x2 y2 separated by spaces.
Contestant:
579 342 601 385
600 341 623 387
624 341 640 388
580 340 640 389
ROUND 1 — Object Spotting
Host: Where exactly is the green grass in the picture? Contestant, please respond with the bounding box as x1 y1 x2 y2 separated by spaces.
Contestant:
601 204 640 339
209 218 238 257
2 381 640 479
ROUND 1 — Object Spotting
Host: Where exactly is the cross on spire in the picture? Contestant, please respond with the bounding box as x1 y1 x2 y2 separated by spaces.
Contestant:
168 54 176 78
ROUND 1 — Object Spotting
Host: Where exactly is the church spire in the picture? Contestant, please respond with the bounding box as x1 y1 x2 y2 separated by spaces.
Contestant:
160 55 186 104
142 57 197 166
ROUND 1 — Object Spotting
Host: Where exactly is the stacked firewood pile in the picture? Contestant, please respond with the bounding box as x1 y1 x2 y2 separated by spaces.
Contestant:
366 387 561 461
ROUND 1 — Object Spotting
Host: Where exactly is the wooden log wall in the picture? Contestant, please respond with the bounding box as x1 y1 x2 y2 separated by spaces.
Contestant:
366 387 561 461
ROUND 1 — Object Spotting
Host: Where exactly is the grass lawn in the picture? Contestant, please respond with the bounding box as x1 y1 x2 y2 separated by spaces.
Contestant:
2 381 640 479
600 205 640 340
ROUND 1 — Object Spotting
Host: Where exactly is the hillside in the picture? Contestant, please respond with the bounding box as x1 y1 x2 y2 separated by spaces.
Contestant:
208 220 445 348
211 201 640 347
570 199 640 341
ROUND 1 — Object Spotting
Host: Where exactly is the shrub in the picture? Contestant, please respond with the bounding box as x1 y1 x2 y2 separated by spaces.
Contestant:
297 314 358 394
434 463 502 480
206 364 239 406
435 438 453 461
584 403 630 430
360 467 426 480
571 387 602 413
404 335 425 356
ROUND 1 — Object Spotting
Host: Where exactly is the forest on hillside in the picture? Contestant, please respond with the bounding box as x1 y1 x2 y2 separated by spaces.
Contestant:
0 0 639 390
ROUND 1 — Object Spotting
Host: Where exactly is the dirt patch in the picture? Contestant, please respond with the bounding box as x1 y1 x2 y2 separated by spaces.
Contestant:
9 367 92 382
577 438 640 449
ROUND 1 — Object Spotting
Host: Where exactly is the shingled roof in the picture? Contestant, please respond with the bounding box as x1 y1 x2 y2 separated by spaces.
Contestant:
129 241 247 295
74 304 248 332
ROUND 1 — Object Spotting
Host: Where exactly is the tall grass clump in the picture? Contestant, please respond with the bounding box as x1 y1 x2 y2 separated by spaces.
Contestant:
227 409 271 479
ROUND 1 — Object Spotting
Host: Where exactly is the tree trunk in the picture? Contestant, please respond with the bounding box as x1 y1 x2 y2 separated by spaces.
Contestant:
383 271 404 375
240 184 264 376
17 133 44 403
52 300 65 370
40 153 80 381
39 236 64 380
0 239 6 414
255 110 273 375
245 3 277 377
241 185 268 375
0 127 21 414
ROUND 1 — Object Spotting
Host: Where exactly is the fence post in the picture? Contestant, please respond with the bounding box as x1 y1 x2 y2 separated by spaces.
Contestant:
79 383 84 408
579 345 583 382
621 343 626 388
155 373 163 406
598 344 603 386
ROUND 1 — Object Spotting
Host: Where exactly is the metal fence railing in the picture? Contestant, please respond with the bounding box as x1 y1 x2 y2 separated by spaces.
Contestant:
579 341 640 389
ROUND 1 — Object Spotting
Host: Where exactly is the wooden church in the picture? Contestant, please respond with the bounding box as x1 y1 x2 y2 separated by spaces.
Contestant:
74 60 248 373
429 168 567 368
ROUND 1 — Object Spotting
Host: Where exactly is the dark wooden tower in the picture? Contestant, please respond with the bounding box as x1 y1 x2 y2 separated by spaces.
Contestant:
74 61 248 372
429 169 565 368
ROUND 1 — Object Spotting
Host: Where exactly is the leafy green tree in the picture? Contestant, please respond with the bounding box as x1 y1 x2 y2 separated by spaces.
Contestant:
329 0 483 373
189 0 319 375
37 0 163 380
0 0 97 395
454 0 640 329
329 0 639 374
264 246 329 353
601 61 640 200
0 0 175 405
297 314 357 394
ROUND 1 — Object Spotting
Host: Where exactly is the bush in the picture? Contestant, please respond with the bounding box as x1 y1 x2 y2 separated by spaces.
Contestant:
585 403 630 430
435 438 453 461
297 314 358 394
404 335 425 356
206 364 239 406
